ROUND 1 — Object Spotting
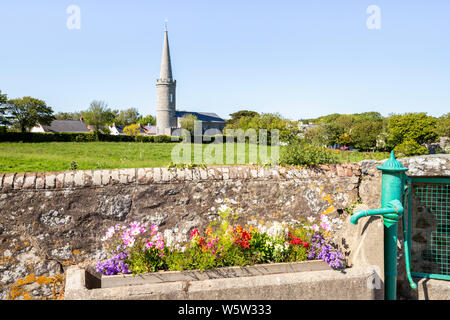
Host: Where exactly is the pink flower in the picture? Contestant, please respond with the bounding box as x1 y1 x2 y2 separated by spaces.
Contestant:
190 229 199 240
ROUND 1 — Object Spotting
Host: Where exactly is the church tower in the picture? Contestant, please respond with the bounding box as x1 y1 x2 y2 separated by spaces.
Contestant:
156 29 177 135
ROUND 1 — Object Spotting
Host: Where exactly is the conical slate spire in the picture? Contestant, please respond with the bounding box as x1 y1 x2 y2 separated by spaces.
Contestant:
159 30 173 81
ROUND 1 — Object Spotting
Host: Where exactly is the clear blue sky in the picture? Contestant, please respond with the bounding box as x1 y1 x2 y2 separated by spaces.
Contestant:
0 0 449 120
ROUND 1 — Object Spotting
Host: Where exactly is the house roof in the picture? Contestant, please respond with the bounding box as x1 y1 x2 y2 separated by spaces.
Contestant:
175 111 225 123
41 120 90 133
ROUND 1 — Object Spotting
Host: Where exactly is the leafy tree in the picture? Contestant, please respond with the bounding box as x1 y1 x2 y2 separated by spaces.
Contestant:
81 100 115 133
0 90 10 126
227 110 259 124
123 123 141 136
3 96 54 132
138 114 156 126
225 112 300 143
435 113 450 138
110 108 142 126
387 113 438 148
394 139 429 157
180 114 198 134
54 111 83 120
304 125 328 146
350 121 383 151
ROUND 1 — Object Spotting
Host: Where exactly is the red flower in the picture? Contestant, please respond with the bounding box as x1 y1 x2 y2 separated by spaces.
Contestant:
303 242 310 249
233 227 252 249
190 229 199 240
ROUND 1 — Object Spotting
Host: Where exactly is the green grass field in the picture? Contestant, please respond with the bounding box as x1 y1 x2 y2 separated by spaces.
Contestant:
0 142 390 173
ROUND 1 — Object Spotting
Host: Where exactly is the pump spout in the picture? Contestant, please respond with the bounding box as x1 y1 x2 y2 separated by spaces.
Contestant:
350 200 404 225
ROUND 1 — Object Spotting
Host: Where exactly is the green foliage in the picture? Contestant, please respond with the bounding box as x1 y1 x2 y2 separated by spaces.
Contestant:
109 108 142 126
54 111 83 121
0 90 10 126
3 96 54 132
387 113 438 148
249 232 273 263
394 139 429 157
153 135 173 143
69 161 78 170
281 141 338 166
127 244 168 274
166 246 218 271
225 112 300 143
179 114 198 134
227 110 259 126
81 100 115 134
435 113 450 138
138 114 156 126
350 121 383 150
0 132 178 144
303 125 328 146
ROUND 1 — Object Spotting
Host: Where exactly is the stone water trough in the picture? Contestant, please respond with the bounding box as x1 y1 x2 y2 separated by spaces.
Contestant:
64 261 383 300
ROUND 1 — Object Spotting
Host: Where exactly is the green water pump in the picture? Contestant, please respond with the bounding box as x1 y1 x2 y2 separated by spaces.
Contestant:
350 151 417 300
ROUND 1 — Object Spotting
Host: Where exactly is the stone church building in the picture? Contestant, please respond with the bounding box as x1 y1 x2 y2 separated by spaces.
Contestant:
156 30 226 135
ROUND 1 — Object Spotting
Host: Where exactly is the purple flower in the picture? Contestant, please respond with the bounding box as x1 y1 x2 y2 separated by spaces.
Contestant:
307 233 345 269
95 251 130 275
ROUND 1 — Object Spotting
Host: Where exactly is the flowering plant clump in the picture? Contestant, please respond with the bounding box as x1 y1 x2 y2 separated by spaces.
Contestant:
95 204 346 276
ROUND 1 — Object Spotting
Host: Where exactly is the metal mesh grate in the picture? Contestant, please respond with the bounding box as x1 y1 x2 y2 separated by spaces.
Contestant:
409 180 450 279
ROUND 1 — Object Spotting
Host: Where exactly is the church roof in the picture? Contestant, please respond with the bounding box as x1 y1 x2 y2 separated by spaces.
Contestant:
40 120 90 133
175 111 225 123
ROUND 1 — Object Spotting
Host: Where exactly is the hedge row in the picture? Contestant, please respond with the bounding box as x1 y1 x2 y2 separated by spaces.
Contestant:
0 132 176 143
0 132 275 144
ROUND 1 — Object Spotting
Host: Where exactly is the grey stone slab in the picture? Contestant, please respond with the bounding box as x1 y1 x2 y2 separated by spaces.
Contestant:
64 265 382 300
99 260 330 289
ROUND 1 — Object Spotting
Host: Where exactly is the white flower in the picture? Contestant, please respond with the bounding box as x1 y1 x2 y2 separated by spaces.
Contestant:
218 204 230 213
164 229 175 247
215 199 224 204
274 244 284 253
307 216 316 223
266 222 287 239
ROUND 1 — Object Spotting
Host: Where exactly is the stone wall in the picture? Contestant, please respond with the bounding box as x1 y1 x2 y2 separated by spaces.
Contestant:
0 154 448 300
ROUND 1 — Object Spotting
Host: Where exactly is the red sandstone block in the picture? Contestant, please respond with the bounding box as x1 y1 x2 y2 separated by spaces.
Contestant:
336 165 345 176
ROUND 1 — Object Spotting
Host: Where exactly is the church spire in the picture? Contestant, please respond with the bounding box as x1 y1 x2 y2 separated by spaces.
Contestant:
159 28 173 81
